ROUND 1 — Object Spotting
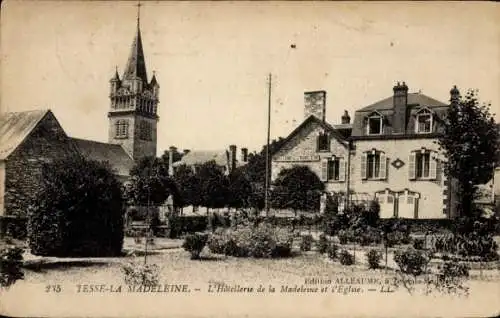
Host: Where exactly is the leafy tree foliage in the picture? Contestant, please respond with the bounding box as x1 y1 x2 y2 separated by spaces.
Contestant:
173 163 201 208
437 89 499 217
271 165 325 212
127 156 178 206
227 168 253 208
243 137 286 185
197 161 230 209
160 146 184 170
27 157 124 256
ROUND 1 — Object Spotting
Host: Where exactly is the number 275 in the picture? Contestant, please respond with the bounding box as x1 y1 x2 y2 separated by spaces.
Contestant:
45 284 61 293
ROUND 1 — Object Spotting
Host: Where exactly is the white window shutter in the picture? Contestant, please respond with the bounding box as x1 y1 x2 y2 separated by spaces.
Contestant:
361 152 367 180
379 152 387 180
429 152 437 180
409 152 416 180
338 158 346 182
320 159 328 181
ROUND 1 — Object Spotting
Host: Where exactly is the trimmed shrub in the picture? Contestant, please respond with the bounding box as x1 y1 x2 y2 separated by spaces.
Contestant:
316 234 329 254
394 248 430 276
300 234 314 252
0 246 24 288
327 244 338 260
337 229 351 245
168 216 208 238
27 157 124 257
366 249 382 269
359 227 382 246
182 233 209 259
339 250 354 266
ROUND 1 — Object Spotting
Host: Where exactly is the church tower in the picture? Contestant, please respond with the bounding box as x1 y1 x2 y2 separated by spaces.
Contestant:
108 4 159 161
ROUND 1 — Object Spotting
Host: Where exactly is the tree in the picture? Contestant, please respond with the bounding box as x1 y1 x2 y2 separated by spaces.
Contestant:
160 146 185 171
27 157 124 257
196 161 229 210
437 88 499 218
128 156 177 206
243 137 286 185
227 167 253 209
173 163 201 208
271 165 325 213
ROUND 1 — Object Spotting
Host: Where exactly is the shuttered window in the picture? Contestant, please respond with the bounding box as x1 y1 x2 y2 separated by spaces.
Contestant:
410 150 438 180
363 150 386 180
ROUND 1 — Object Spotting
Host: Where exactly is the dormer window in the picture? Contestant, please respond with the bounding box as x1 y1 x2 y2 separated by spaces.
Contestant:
317 132 329 152
416 109 433 134
367 113 383 135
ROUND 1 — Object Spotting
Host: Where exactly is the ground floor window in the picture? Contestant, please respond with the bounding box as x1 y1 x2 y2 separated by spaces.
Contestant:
375 189 420 219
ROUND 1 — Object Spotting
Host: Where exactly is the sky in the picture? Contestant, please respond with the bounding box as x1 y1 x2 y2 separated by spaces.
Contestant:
1 1 499 155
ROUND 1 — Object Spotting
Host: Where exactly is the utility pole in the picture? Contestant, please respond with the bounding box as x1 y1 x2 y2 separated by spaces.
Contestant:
264 73 272 217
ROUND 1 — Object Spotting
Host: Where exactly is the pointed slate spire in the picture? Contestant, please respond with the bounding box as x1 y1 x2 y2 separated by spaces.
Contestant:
122 3 148 83
150 70 159 87
111 66 120 82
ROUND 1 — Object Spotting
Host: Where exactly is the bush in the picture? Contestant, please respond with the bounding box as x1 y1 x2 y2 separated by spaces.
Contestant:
430 232 498 260
317 234 329 254
300 234 314 252
337 229 352 245
206 225 293 258
182 233 209 259
168 216 208 238
0 247 24 288
359 227 382 246
327 244 338 260
27 157 124 257
413 238 425 250
339 250 354 266
122 262 159 286
366 249 382 269
394 248 430 276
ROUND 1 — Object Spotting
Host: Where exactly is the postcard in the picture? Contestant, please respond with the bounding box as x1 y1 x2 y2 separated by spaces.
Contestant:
0 1 499 317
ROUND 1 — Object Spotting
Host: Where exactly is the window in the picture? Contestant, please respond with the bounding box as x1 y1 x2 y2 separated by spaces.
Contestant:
317 132 329 151
361 150 387 180
416 110 433 133
327 159 340 181
367 115 383 135
409 149 437 180
321 157 345 182
115 120 129 138
416 152 430 179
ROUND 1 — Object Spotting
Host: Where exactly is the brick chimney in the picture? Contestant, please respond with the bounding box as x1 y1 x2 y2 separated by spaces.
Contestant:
168 146 176 176
229 144 237 171
304 91 326 122
450 85 460 105
241 147 248 162
341 110 351 124
392 81 408 133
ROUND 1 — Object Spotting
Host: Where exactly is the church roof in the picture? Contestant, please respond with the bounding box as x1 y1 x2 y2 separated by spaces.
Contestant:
70 138 134 177
122 24 148 83
0 109 51 160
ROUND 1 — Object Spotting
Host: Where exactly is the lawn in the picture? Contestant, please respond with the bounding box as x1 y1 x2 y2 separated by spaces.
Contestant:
2 247 500 317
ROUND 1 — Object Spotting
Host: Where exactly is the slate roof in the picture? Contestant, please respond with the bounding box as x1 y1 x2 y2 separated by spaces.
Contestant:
0 109 51 160
71 138 134 177
358 92 447 112
172 150 229 168
122 24 148 83
351 92 449 138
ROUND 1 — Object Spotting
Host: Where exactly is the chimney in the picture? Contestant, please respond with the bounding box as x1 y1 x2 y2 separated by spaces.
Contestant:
341 110 351 124
304 91 326 122
168 146 176 176
450 85 460 105
241 147 248 162
229 144 237 171
392 81 408 133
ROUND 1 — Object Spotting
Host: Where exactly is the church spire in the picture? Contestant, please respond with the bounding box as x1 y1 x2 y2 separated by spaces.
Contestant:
122 2 148 83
